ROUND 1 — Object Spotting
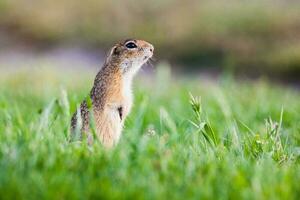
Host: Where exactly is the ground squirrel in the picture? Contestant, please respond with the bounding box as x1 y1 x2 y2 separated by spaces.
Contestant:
70 39 154 148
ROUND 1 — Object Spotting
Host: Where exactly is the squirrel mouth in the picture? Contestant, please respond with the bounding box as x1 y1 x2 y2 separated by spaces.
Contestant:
143 56 149 60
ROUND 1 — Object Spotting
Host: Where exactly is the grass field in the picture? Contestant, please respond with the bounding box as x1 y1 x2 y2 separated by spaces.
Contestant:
0 65 300 199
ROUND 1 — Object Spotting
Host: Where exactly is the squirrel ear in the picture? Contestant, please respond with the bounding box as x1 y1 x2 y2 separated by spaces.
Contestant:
111 46 121 56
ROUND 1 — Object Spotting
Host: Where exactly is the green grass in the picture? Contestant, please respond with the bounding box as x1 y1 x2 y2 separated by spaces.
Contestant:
0 66 300 199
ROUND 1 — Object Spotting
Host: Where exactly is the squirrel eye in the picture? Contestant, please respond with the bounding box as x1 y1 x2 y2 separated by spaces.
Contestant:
125 42 137 49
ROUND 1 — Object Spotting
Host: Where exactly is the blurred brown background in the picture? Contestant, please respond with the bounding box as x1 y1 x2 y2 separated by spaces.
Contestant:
0 0 300 83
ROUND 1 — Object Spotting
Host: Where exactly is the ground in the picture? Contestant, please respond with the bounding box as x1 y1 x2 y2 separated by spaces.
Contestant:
0 65 300 199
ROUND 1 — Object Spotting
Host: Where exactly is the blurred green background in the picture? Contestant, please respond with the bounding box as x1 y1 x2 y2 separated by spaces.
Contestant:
1 1 300 199
1 0 300 80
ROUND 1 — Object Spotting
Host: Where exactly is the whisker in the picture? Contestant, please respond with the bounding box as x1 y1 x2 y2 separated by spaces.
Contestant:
150 56 157 62
147 60 155 69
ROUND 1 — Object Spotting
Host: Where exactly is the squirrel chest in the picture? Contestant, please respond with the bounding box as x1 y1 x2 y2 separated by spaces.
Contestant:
93 73 133 147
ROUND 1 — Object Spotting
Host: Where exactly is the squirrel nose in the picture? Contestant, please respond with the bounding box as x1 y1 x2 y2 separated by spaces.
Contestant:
149 46 154 53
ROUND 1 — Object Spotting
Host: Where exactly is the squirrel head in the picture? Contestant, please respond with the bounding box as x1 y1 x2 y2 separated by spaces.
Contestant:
106 39 154 76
